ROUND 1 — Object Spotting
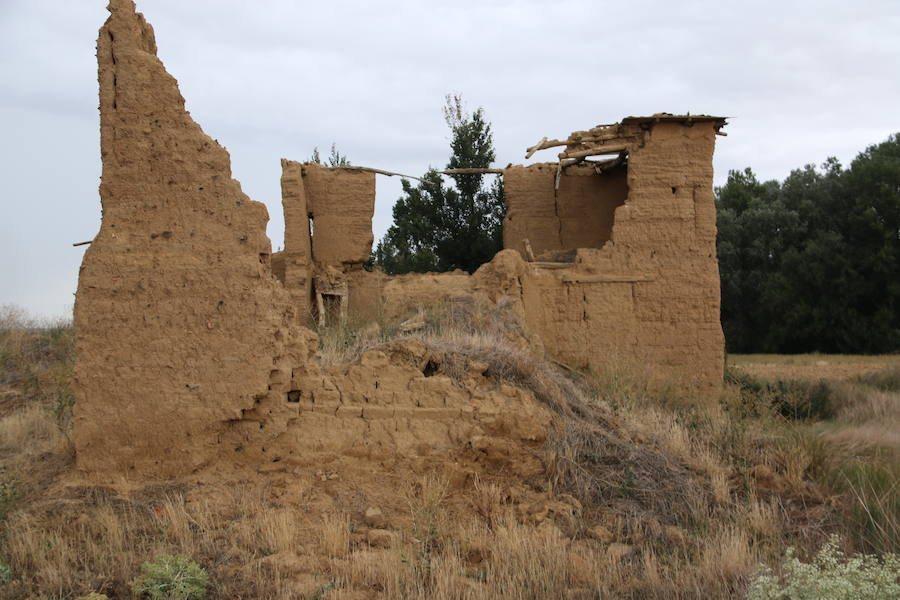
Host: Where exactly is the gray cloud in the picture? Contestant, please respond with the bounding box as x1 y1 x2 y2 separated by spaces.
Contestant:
1 0 898 318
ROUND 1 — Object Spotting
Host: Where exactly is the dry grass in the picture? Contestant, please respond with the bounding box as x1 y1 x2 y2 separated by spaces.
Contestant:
728 357 900 555
0 403 63 455
855 363 900 391
319 512 350 558
729 354 898 367
2 484 326 599
697 526 756 590
2 304 898 598
832 383 899 426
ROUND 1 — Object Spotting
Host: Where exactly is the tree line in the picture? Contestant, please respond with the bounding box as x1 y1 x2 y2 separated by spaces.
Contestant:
717 134 899 354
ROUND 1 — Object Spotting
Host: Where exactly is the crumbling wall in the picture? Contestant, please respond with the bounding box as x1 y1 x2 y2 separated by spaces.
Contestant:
616 121 724 387
501 119 725 390
75 0 552 481
503 162 627 257
279 159 313 324
557 164 627 252
230 339 550 477
276 162 376 324
73 0 306 477
276 118 724 390
341 269 475 324
303 163 376 267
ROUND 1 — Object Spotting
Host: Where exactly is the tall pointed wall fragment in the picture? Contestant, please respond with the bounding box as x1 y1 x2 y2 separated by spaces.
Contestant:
73 0 302 477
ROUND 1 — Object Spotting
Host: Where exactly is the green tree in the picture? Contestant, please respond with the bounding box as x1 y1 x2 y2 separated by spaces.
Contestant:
372 95 505 274
716 133 900 354
309 143 351 167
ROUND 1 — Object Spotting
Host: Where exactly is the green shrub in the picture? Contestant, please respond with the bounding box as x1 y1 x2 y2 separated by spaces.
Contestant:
725 368 835 420
132 554 208 600
747 536 899 599
856 364 900 392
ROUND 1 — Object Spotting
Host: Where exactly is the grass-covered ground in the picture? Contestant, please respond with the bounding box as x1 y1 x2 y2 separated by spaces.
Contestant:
0 303 897 599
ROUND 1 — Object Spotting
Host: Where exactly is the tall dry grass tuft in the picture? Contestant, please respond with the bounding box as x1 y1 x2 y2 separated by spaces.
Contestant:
483 518 581 598
259 508 300 555
826 459 900 554
0 404 62 455
314 317 386 367
697 526 756 592
339 515 594 600
471 476 507 529
319 512 350 558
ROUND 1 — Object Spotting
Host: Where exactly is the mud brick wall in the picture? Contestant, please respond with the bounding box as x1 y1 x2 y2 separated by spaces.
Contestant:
302 164 376 266
617 122 724 389
73 0 304 476
280 159 313 323
505 122 725 390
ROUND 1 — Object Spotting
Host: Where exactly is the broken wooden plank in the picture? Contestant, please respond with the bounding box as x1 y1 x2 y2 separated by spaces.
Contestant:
559 144 628 160
316 292 326 328
525 132 623 158
523 238 536 262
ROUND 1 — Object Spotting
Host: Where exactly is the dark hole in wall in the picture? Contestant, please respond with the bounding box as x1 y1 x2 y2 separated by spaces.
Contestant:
321 294 342 326
287 390 302 403
422 360 439 377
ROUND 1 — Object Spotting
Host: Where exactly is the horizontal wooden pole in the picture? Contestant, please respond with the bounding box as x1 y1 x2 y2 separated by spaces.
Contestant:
441 168 504 175
344 166 424 182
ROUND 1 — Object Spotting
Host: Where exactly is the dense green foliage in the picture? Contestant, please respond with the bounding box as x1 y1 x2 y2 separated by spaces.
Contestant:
372 96 505 274
717 134 900 353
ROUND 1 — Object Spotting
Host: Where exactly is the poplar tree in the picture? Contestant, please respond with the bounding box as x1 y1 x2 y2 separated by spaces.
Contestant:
372 95 505 274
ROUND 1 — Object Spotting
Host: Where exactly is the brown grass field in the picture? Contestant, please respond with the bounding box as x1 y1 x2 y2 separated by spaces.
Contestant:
0 304 897 599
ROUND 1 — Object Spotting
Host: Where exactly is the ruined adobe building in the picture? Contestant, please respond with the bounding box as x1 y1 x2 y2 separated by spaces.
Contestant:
74 0 725 477
274 117 726 384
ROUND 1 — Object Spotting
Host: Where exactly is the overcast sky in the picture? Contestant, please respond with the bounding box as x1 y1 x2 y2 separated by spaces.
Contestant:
1 0 898 319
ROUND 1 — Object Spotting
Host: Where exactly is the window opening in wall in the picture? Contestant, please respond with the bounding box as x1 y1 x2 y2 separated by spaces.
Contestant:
520 154 628 263
565 154 627 248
